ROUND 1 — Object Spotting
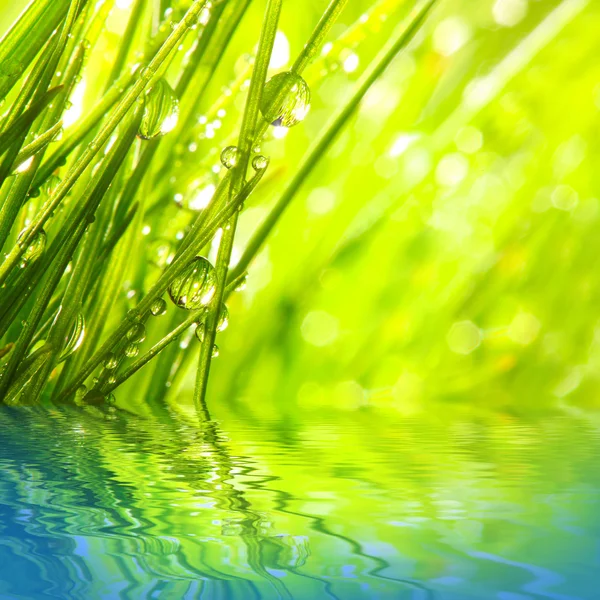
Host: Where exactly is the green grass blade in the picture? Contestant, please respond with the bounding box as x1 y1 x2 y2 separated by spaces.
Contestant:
0 0 72 100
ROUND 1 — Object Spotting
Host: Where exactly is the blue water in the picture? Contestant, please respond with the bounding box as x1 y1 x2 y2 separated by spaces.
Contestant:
0 407 599 599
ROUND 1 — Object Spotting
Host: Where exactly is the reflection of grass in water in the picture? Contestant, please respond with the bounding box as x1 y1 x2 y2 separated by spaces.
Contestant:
1 407 599 597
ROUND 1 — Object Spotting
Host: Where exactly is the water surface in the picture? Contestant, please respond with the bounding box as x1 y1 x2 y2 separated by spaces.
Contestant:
0 407 598 599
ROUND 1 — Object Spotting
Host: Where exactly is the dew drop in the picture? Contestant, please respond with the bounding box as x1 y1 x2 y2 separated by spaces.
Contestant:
217 304 229 332
18 228 46 267
260 71 311 128
127 322 146 344
124 343 139 358
150 297 167 316
138 78 179 140
106 392 116 404
252 155 268 171
75 384 87 401
59 312 85 362
104 353 118 370
195 322 205 342
168 256 217 310
45 174 61 197
220 145 239 169
212 344 219 358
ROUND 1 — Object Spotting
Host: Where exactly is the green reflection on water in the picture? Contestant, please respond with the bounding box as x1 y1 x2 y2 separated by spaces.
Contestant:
0 407 598 599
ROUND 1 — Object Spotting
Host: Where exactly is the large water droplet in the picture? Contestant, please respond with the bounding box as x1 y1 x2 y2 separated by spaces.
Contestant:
220 146 239 169
127 322 146 344
150 297 167 316
59 312 85 362
168 256 217 310
138 79 179 140
195 322 205 343
217 304 229 332
260 71 310 128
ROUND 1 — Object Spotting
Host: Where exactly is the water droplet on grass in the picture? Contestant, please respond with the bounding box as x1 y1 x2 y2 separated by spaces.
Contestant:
59 313 85 362
252 155 268 170
18 229 46 267
138 79 179 140
168 256 217 310
127 322 146 344
220 146 239 169
124 343 139 358
261 71 310 128
217 304 229 332
234 275 247 292
104 353 118 370
150 298 167 316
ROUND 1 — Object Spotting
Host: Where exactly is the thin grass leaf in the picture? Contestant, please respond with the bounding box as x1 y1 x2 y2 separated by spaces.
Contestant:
0 0 72 100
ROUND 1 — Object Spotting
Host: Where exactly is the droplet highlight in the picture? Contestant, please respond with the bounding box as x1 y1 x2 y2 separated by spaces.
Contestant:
104 353 118 370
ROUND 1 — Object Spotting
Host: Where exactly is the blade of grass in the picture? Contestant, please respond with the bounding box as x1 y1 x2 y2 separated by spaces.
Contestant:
193 0 351 410
192 0 283 413
0 0 72 100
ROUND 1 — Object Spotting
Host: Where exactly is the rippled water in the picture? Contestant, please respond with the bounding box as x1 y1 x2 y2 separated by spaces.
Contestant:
0 407 598 599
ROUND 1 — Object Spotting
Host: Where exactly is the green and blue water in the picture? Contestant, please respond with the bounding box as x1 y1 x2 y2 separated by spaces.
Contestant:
0 407 598 599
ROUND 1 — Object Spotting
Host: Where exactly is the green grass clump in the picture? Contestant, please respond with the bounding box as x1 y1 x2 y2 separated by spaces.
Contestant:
0 0 438 415
2 0 597 419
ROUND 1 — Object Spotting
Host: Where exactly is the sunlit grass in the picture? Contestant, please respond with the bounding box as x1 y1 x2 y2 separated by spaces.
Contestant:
0 0 598 416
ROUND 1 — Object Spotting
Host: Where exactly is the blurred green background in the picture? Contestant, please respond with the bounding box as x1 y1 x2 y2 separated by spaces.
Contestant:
3 0 599 415
206 0 600 417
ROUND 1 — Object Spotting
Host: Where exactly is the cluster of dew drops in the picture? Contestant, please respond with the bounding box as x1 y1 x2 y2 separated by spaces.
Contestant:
70 26 311 407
